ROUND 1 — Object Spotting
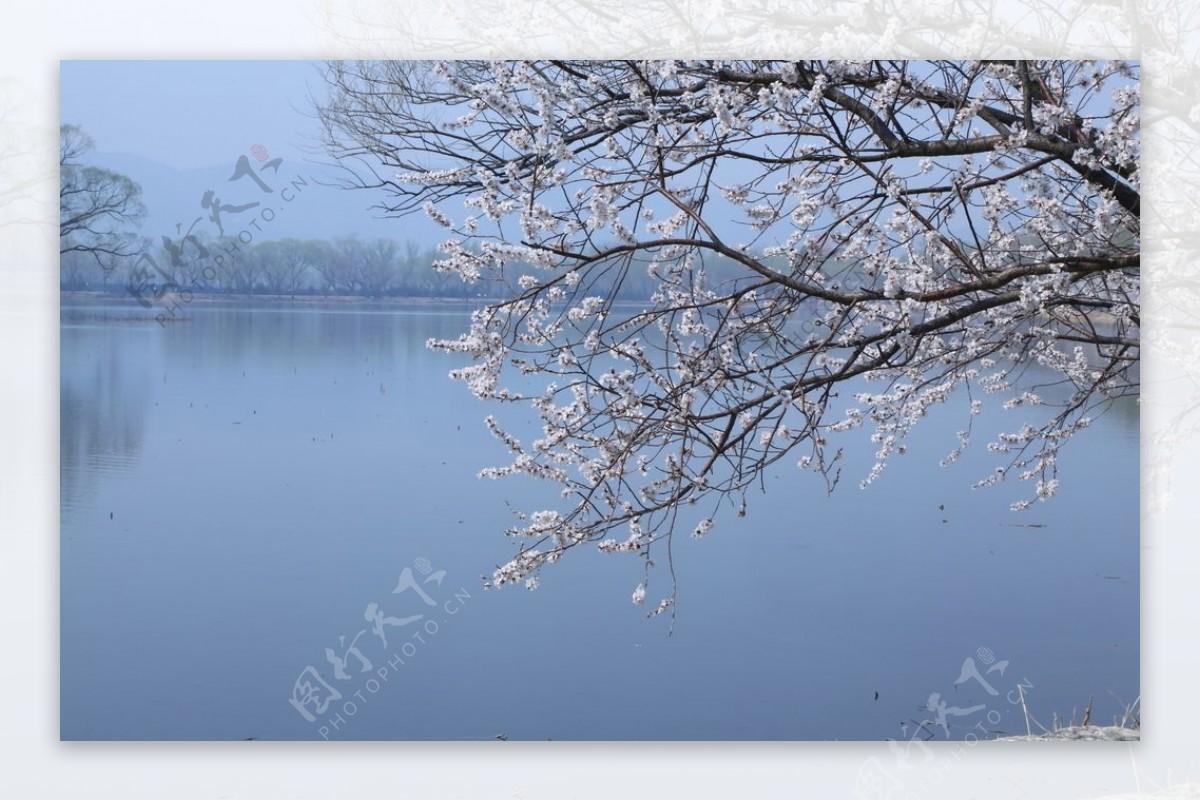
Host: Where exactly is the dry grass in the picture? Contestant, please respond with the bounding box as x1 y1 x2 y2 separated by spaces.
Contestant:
1002 694 1140 741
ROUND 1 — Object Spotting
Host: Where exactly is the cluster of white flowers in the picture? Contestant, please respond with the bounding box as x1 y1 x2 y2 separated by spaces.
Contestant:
492 548 547 588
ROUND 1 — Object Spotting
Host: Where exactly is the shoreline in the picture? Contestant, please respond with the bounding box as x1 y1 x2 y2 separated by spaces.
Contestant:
59 289 494 307
997 724 1140 741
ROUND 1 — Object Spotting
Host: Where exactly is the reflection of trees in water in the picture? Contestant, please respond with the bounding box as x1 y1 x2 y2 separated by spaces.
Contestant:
62 302 477 518
1106 392 1140 436
158 303 473 380
60 327 152 516
61 303 1138 524
58 303 484 522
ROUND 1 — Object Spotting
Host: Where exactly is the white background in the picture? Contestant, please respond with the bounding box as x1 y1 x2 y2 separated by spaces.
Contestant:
0 1 1194 798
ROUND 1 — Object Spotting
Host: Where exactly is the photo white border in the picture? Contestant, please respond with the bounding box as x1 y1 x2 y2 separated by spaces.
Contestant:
1 1 1192 797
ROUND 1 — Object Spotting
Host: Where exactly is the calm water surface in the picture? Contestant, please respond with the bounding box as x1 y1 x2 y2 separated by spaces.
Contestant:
60 298 1139 740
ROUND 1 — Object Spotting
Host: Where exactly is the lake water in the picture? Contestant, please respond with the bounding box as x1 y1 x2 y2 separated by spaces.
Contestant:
60 298 1139 741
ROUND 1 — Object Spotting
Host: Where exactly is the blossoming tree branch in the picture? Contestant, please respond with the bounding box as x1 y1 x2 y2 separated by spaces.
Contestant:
319 60 1139 609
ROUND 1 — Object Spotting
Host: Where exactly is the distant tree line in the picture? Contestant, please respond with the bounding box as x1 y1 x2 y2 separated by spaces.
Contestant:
61 231 786 301
62 235 477 299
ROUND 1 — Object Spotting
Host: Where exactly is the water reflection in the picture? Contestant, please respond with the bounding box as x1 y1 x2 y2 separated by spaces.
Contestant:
60 298 1139 741
61 322 155 517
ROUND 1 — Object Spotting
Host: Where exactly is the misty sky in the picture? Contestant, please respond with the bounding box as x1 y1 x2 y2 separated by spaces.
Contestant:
58 60 443 243
60 61 328 169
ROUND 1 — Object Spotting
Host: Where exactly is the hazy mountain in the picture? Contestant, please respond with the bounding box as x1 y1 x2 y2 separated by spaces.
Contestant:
87 150 441 246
